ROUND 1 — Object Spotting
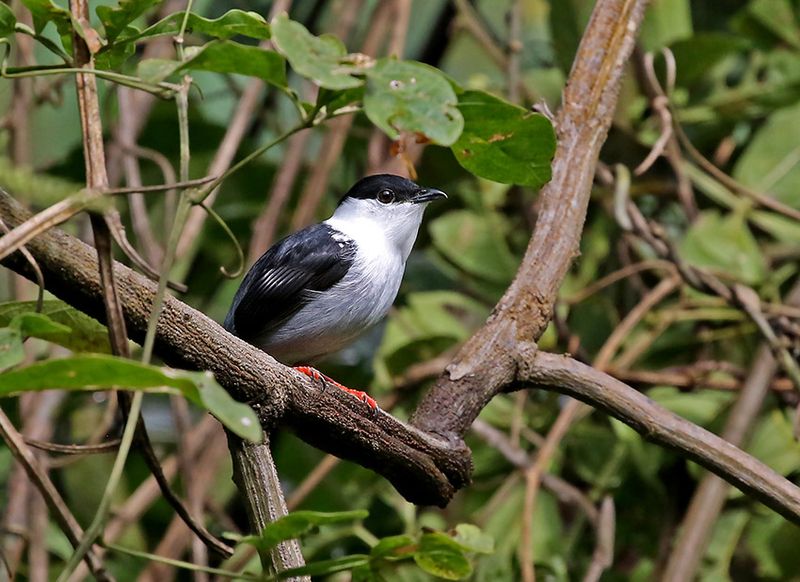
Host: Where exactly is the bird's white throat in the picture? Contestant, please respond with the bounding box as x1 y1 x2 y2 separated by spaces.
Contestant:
324 197 427 262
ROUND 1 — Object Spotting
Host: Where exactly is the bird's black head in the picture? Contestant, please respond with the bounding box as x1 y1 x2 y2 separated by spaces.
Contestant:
340 174 446 205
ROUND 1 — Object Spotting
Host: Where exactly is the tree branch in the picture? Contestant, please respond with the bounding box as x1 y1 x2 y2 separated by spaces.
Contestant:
0 189 469 507
517 352 800 523
411 0 650 437
0 408 111 581
3 188 800 523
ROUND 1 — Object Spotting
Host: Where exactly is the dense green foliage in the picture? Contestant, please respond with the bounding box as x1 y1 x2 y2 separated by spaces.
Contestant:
1 0 800 580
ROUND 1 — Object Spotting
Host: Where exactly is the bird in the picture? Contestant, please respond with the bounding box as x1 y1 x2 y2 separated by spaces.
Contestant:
224 174 447 410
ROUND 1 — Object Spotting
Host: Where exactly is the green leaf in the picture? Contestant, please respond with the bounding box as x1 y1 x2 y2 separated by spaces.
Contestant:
364 58 463 146
451 90 555 187
679 211 767 285
747 0 800 50
750 210 800 243
0 328 24 372
429 210 519 284
702 510 751 580
234 510 369 553
371 534 417 560
414 532 473 580
747 410 800 476
0 2 17 37
639 0 693 52
279 555 370 579
11 312 71 338
96 0 160 43
0 300 110 353
190 372 261 442
0 354 261 442
20 0 73 50
669 34 750 86
350 564 379 582
95 37 136 70
452 524 494 554
316 86 365 116
271 13 365 89
132 9 270 43
648 387 733 427
378 291 487 378
138 41 286 87
734 101 800 210
747 513 800 579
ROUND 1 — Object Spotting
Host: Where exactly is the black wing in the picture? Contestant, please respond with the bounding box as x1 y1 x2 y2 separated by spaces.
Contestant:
224 224 356 340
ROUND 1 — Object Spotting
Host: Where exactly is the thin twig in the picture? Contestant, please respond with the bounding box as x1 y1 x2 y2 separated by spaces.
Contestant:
290 5 394 230
582 497 615 582
520 399 581 582
593 276 681 368
521 275 679 580
24 438 121 454
518 352 800 523
0 408 111 581
139 428 230 580
565 259 676 305
246 129 311 263
471 419 599 523
506 0 522 102
175 0 293 261
633 47 697 219
117 87 164 266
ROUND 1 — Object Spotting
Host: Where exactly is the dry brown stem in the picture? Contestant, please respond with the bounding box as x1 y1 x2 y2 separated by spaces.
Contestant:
0 408 111 580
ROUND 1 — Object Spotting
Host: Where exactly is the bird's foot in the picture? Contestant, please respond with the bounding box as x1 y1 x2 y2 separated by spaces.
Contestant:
293 366 379 412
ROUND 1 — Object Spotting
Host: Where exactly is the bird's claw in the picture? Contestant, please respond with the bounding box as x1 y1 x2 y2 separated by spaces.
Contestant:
293 366 379 413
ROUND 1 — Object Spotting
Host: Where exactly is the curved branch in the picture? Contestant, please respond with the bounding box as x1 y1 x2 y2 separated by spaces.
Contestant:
412 0 650 437
3 187 800 522
0 188 469 507
518 352 800 523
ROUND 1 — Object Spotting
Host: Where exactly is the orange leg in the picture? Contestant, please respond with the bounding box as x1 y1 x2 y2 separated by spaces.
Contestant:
293 366 378 412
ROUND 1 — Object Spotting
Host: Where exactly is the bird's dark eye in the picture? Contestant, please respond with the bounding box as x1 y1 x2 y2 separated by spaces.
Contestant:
377 189 395 204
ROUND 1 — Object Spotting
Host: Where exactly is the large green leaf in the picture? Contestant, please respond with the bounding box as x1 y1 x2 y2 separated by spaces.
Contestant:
364 59 463 146
669 33 750 86
414 532 473 580
20 0 73 50
451 90 555 187
232 510 369 553
639 0 693 52
747 0 800 50
429 210 519 284
452 524 494 554
0 328 24 372
747 410 800 476
378 291 486 378
0 306 103 372
0 355 261 441
0 300 110 353
733 101 800 210
131 9 270 43
647 386 732 427
701 510 751 580
271 13 364 90
138 41 286 87
0 3 16 37
679 211 767 285
96 0 160 42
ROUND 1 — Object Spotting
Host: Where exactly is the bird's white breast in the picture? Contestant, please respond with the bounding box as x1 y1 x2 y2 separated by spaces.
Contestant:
259 217 405 364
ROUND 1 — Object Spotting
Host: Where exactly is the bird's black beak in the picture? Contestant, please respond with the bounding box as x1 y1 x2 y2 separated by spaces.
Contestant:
411 188 448 204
